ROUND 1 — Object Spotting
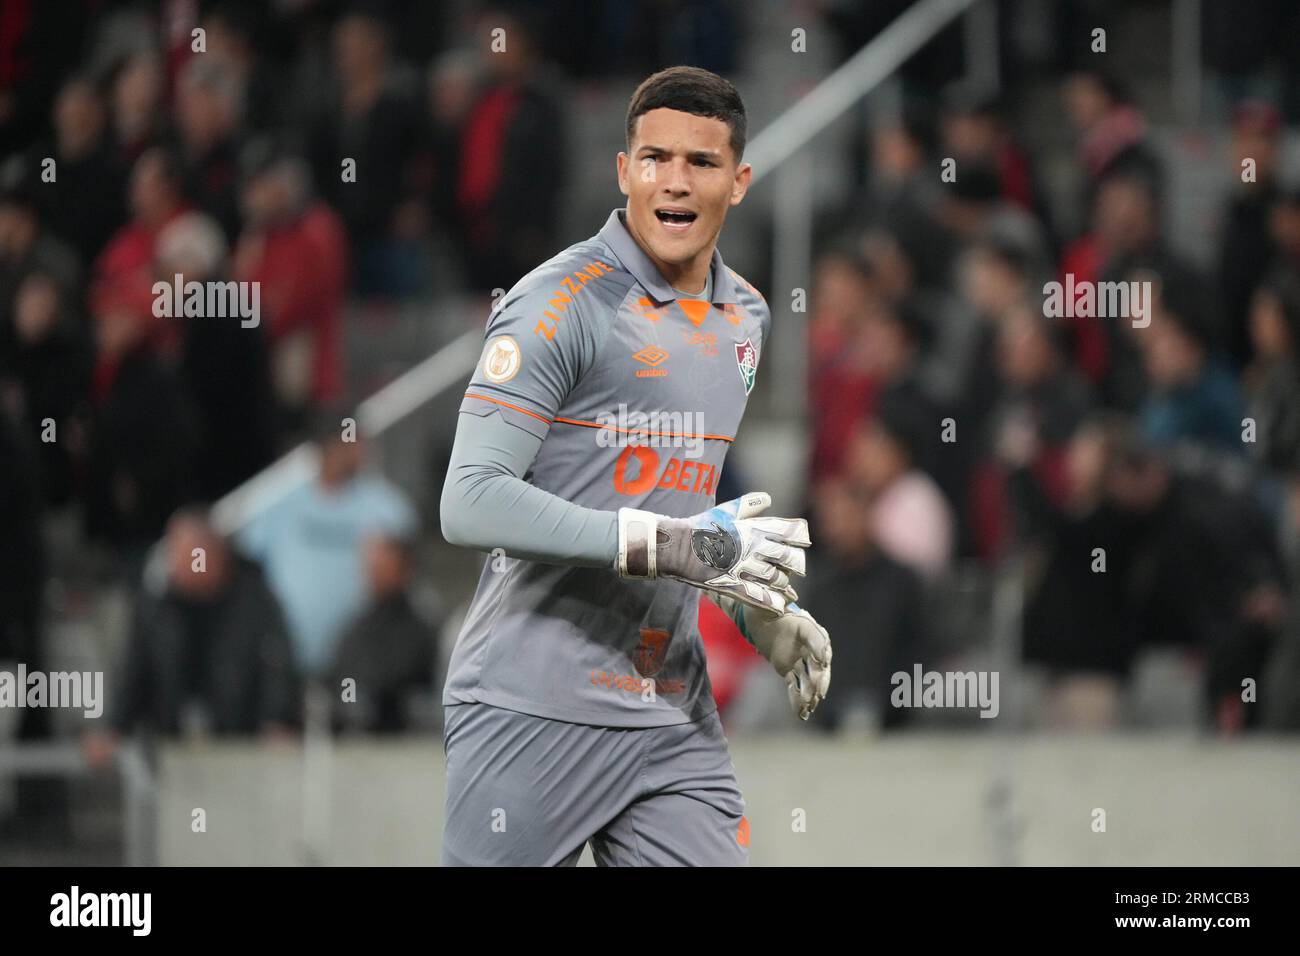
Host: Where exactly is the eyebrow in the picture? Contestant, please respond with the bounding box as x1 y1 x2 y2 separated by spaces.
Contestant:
637 145 724 162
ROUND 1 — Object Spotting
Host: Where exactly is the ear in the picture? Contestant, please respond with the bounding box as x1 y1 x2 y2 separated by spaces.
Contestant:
616 152 630 197
730 161 753 206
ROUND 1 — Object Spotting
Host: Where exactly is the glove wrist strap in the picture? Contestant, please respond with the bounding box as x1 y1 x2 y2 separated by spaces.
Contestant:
617 508 662 579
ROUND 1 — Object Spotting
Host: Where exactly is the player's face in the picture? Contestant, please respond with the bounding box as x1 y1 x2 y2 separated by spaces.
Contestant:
617 108 751 285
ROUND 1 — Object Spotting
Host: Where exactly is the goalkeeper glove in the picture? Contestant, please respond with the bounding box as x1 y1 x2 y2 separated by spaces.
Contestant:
717 596 832 720
616 491 809 615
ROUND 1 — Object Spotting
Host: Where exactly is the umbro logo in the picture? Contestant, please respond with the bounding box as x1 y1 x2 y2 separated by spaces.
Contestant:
633 345 669 378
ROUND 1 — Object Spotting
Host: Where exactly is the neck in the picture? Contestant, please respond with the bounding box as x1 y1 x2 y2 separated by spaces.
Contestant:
662 259 709 294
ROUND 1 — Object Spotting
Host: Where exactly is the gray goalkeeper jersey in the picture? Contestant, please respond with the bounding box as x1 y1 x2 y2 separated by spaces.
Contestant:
442 208 771 726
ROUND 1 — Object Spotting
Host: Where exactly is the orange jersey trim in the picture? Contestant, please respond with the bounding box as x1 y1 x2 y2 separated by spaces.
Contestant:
465 391 734 442
553 416 734 443
463 392 553 424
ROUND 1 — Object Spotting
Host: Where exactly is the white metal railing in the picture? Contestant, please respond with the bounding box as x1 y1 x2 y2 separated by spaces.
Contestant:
745 0 982 186
211 0 989 532
0 741 157 865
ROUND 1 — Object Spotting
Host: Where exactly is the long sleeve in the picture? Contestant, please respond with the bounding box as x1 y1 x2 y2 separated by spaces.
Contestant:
440 406 618 568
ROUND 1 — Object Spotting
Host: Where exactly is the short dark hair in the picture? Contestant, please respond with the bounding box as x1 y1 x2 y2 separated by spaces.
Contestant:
626 66 747 161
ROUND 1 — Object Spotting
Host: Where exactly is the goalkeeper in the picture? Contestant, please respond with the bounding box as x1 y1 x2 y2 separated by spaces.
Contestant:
439 67 830 867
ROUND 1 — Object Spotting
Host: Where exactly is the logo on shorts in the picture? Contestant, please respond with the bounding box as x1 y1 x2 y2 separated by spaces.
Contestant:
632 628 671 677
734 338 758 394
736 816 750 847
482 336 521 383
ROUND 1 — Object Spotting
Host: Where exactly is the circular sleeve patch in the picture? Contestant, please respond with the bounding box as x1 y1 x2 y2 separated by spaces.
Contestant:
482 335 522 383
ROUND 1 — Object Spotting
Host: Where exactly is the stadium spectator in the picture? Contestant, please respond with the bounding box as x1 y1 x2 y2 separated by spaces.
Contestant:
0 404 44 710
82 296 200 560
1263 479 1300 730
0 176 81 363
237 414 417 678
935 158 1051 282
1062 71 1161 218
451 7 566 292
870 301 931 390
865 229 982 411
1244 270 1300 475
200 3 286 134
84 509 299 765
1061 172 1202 410
1268 189 1300 273
861 297 950 487
156 211 276 498
940 88 1045 221
89 148 188 328
0 270 90 507
1217 101 1283 368
0 405 48 828
969 301 1093 560
807 253 953 506
0 0 81 153
956 236 1032 421
425 51 481 255
802 477 924 732
1200 1 1290 119
807 251 881 486
844 394 954 581
992 305 1094 511
233 147 349 418
329 532 440 734
1137 280 1246 455
172 57 245 241
308 9 425 297
1018 418 1140 728
1106 437 1285 733
107 52 168 168
850 109 951 288
31 74 128 265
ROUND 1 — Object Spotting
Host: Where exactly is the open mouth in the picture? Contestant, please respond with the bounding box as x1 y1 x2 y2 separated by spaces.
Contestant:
655 208 698 230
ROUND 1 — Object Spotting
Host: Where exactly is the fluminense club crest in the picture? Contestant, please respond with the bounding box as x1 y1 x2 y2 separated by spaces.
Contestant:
633 628 672 678
734 338 758 395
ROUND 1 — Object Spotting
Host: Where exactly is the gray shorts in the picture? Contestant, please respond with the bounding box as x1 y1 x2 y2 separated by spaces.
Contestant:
441 703 749 866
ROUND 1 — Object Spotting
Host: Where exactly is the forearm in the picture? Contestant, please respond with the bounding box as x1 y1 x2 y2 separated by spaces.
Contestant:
709 592 753 642
440 409 618 568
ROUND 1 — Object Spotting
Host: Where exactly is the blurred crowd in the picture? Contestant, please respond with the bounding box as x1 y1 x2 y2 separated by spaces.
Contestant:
797 73 1300 736
3 0 1300 793
1 0 575 531
0 0 595 769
